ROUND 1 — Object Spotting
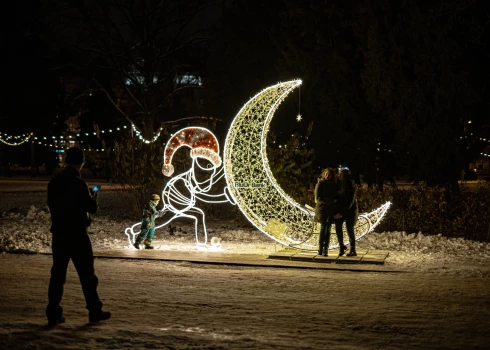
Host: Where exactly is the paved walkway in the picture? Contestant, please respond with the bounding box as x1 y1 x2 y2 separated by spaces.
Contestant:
84 248 399 273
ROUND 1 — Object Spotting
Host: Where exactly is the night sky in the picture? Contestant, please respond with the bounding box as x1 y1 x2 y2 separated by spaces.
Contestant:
1 0 489 185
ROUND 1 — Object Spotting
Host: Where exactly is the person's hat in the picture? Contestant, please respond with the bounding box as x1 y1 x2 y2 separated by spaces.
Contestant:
162 127 222 177
151 194 160 201
65 147 85 165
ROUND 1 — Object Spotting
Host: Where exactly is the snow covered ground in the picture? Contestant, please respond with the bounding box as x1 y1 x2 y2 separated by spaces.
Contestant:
1 186 490 349
1 190 489 276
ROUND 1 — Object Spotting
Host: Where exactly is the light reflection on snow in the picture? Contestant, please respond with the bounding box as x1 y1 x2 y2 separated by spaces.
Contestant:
157 325 245 341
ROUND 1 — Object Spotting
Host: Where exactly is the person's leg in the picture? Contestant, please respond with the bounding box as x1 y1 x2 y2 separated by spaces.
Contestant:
71 235 103 313
323 222 332 255
334 219 343 242
318 221 327 254
144 225 155 249
72 234 111 323
46 239 70 325
335 220 346 256
346 218 357 256
334 219 348 256
134 227 149 248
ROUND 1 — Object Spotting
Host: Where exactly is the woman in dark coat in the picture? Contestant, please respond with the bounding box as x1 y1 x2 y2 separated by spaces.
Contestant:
334 167 359 256
314 168 338 256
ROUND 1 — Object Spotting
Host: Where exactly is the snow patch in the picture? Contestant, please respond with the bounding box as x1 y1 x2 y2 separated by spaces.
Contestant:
0 205 489 275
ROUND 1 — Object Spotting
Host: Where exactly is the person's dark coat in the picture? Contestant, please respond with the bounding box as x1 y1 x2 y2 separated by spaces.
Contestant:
47 166 98 236
335 178 358 224
314 178 337 223
46 164 106 323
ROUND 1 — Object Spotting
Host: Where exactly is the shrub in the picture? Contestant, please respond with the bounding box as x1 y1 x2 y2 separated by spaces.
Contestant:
356 182 490 241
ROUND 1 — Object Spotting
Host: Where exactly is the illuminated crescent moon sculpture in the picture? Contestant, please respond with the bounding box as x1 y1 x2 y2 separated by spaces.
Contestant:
223 79 391 251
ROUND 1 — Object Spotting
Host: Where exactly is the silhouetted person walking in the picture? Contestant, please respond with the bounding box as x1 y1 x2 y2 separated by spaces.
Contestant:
46 147 110 327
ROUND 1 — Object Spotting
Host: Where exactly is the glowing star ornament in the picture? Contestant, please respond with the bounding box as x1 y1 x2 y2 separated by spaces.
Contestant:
296 114 302 122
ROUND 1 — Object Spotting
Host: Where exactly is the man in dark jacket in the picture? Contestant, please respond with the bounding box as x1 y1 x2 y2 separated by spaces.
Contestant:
334 166 359 256
46 147 110 327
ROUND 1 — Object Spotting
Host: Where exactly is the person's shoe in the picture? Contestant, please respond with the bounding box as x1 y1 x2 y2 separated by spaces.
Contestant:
346 250 357 257
339 244 347 256
47 316 65 328
133 242 140 249
144 245 154 249
322 252 328 257
46 305 64 328
317 250 323 256
89 310 111 324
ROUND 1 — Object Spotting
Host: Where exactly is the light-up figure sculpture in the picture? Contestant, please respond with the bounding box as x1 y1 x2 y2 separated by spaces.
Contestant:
124 80 391 252
125 127 232 248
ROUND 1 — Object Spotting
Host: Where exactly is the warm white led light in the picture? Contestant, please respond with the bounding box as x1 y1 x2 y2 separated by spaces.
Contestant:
131 124 164 143
223 80 391 251
0 132 32 146
123 81 391 252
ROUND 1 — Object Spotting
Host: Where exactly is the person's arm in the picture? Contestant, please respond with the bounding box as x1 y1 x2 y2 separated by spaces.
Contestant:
142 202 152 217
150 203 158 220
314 181 320 203
80 180 98 214
347 180 356 209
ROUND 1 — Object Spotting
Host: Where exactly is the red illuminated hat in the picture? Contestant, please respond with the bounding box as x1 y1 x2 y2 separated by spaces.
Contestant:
162 127 222 177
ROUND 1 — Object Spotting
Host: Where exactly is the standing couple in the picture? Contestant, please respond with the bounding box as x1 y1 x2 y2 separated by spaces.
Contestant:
314 166 358 257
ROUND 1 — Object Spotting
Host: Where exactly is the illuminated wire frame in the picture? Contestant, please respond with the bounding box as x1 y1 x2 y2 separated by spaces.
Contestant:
315 202 392 250
0 132 32 146
124 127 232 249
124 81 391 252
223 80 391 251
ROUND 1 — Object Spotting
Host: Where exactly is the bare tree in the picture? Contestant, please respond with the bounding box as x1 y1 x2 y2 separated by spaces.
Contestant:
46 0 221 138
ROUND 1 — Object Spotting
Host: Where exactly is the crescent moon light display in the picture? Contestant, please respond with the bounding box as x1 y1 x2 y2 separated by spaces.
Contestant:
223 79 391 251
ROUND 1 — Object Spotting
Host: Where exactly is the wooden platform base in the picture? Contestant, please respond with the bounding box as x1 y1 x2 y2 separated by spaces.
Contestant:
268 249 389 265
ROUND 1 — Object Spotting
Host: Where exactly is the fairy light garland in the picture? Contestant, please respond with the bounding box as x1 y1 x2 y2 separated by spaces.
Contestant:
0 125 132 148
0 132 33 146
131 124 164 144
0 122 163 155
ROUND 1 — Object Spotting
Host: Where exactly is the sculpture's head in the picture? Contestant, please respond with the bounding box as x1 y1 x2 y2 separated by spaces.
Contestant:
162 127 222 177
